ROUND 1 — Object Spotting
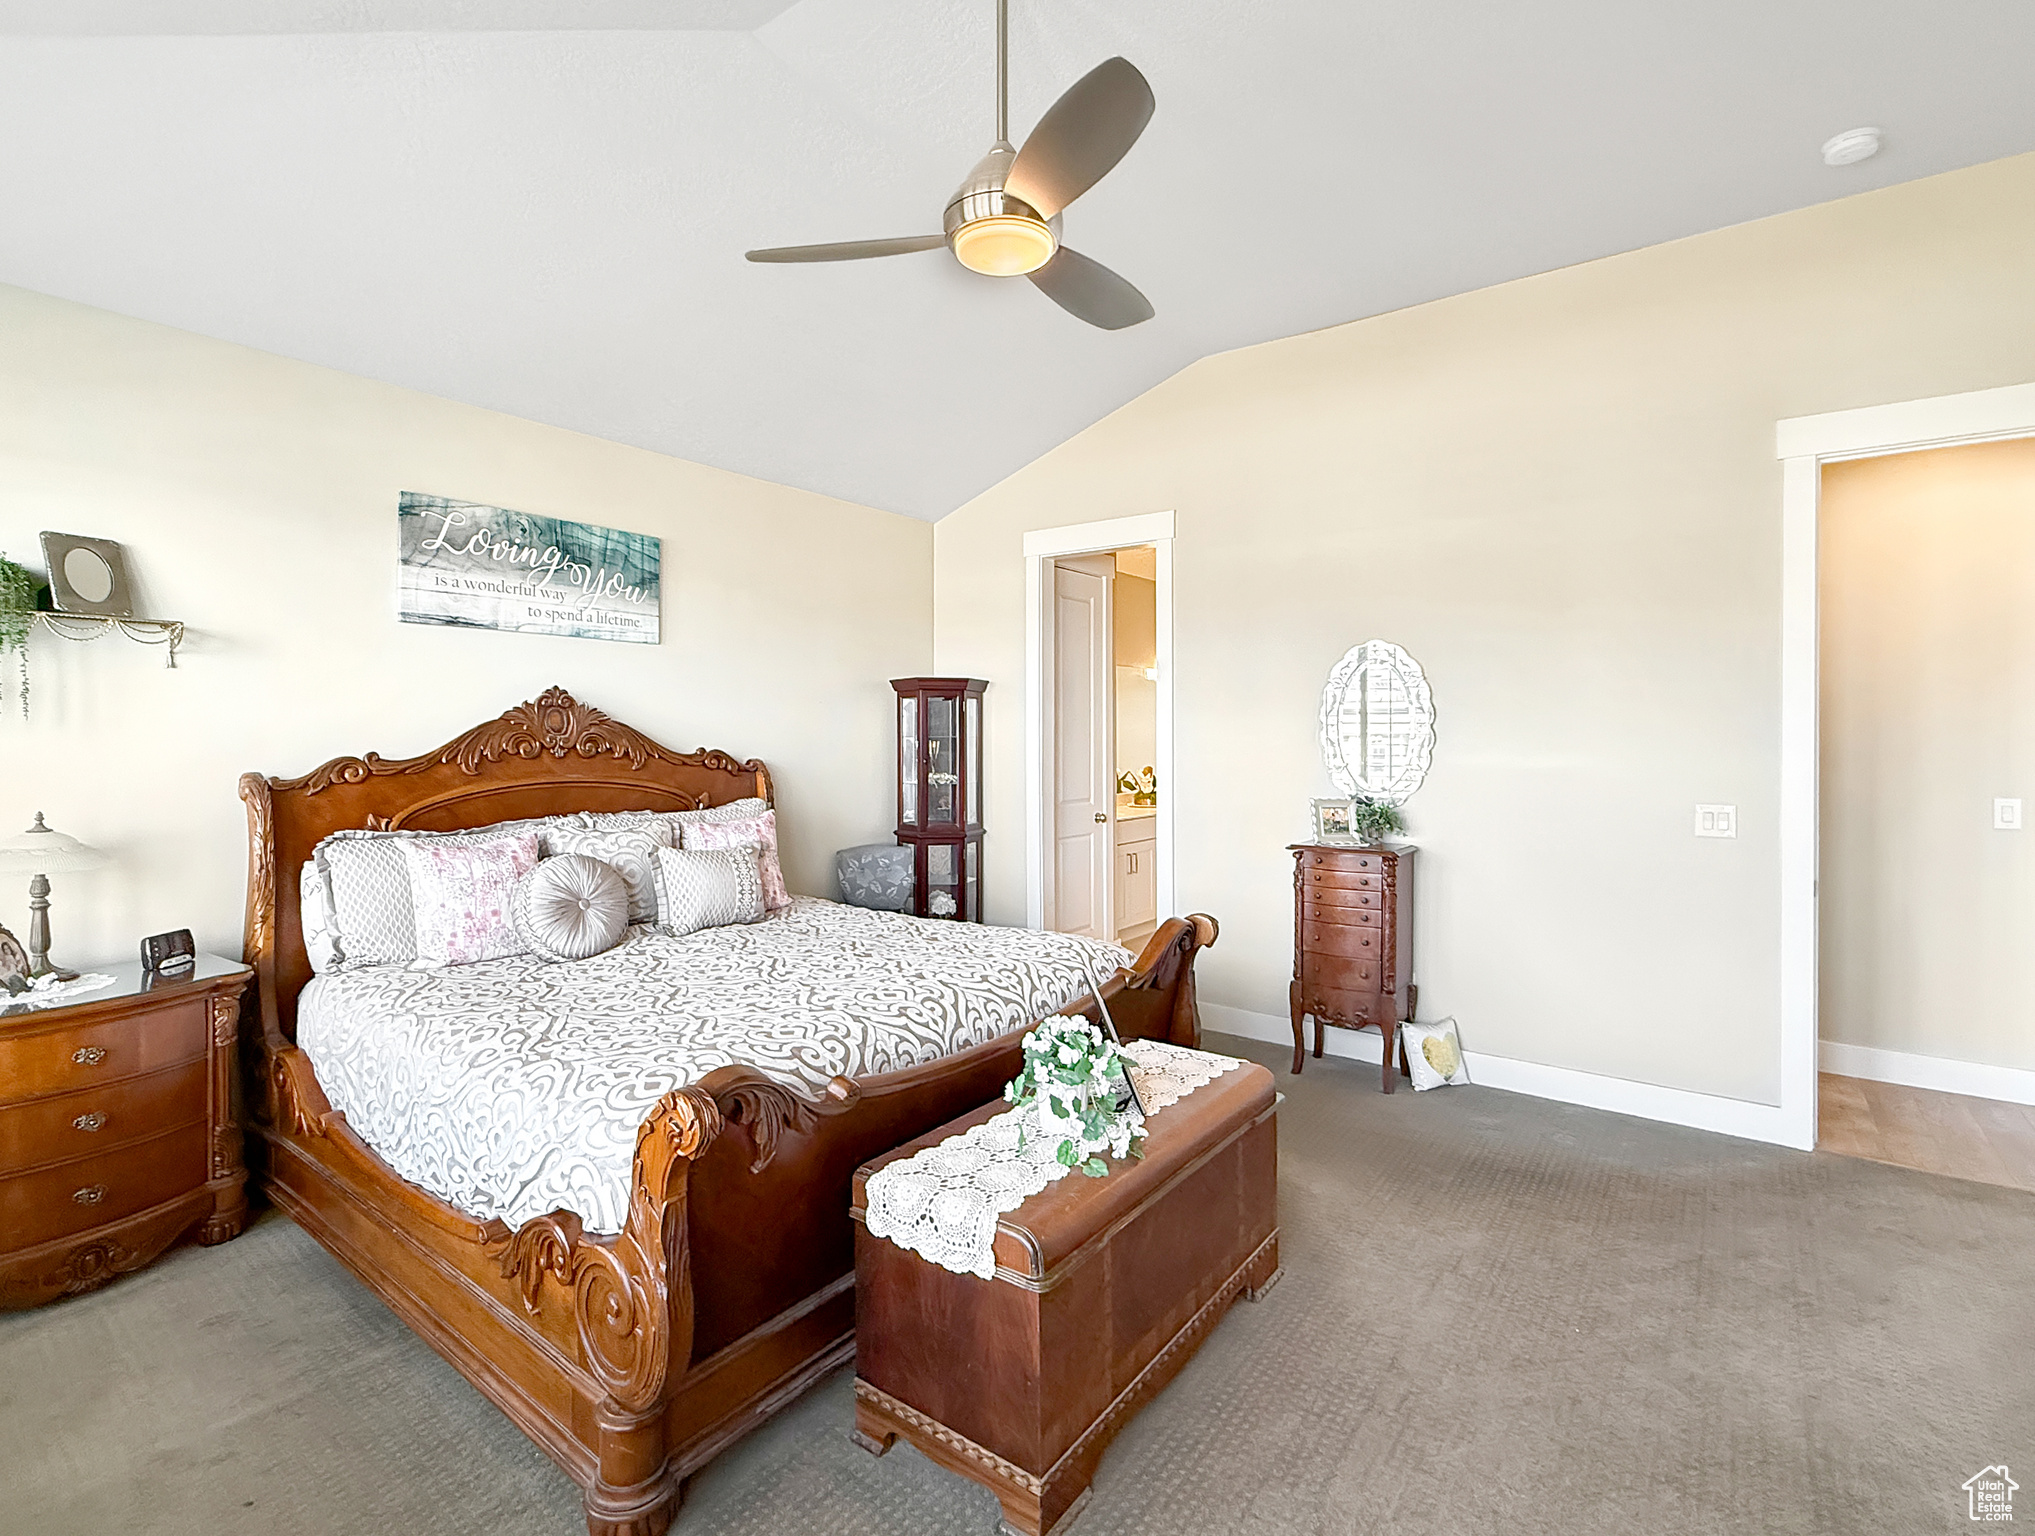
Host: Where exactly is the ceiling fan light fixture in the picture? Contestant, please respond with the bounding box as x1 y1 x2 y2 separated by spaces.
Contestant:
950 214 1057 276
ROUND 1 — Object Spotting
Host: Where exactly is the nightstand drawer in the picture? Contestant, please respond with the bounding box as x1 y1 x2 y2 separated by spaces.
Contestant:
0 1061 208 1175
0 998 211 1107
1302 921 1387 961
0 1121 209 1248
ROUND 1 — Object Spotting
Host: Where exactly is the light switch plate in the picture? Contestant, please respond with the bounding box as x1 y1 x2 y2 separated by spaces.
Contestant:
1997 798 2024 830
1695 804 1737 838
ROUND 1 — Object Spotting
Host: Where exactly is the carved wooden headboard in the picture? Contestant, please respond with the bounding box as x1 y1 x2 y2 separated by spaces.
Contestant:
240 687 772 1041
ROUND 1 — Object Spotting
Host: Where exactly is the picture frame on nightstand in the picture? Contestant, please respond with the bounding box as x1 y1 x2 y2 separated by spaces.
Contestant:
1311 797 1356 844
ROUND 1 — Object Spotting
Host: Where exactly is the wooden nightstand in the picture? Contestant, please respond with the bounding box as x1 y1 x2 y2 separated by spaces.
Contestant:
0 954 252 1309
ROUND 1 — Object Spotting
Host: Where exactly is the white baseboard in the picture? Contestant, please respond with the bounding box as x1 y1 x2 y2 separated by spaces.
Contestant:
1819 1039 2035 1107
1201 1003 1801 1148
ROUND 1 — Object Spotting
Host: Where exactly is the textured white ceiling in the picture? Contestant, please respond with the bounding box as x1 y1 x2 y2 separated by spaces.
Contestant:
2 1 2032 519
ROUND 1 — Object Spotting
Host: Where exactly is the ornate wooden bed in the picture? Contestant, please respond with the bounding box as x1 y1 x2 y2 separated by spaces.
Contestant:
238 688 1216 1536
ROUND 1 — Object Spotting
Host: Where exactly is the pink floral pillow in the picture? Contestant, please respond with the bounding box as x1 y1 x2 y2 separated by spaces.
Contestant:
400 832 541 968
681 809 789 912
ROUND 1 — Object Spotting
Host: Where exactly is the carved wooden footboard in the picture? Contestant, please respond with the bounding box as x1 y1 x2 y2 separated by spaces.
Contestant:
240 690 1218 1536
248 921 1214 1536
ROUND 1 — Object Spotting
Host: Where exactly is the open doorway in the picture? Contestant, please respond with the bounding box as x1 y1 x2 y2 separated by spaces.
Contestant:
1046 546 1159 947
1023 512 1175 945
1815 436 2035 1192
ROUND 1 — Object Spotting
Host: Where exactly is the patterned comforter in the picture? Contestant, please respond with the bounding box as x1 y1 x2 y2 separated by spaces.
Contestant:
297 897 1132 1233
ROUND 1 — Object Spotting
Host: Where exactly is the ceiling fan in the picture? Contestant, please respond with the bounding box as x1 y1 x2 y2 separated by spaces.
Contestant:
745 0 1156 330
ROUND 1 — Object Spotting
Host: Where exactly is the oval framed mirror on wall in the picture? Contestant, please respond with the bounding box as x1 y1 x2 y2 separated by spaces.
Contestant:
1318 640 1435 803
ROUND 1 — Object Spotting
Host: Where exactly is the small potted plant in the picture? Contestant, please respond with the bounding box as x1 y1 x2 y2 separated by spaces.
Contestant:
1347 796 1405 846
1002 1016 1144 1176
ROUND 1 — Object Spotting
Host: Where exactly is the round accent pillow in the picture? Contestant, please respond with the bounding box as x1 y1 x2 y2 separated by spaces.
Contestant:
511 854 630 963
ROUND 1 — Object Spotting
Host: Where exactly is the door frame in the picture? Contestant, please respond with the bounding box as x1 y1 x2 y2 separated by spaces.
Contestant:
1023 511 1176 934
1775 379 2035 1151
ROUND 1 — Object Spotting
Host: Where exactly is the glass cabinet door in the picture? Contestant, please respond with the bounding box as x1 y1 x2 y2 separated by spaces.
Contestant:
964 839 979 922
926 842 960 917
964 695 981 828
899 695 919 827
927 692 959 825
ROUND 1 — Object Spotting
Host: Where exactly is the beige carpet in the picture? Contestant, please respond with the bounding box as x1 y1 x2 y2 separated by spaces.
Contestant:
4 1034 2031 1536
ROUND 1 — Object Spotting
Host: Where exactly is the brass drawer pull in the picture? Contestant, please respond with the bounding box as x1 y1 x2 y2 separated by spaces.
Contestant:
72 1046 108 1066
73 1185 107 1206
73 1112 107 1132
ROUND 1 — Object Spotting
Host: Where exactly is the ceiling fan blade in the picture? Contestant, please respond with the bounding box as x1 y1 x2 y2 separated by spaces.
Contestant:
1005 56 1154 220
1028 246 1154 330
746 235 945 263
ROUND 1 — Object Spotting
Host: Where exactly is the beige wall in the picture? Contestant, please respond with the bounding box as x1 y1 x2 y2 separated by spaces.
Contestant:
1821 438 2035 1072
934 152 2035 1106
0 284 931 969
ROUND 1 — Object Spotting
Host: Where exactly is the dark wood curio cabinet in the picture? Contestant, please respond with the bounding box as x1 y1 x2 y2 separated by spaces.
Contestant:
892 677 986 922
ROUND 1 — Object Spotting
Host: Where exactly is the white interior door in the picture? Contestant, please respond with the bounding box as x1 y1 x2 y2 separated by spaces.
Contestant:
1052 556 1114 938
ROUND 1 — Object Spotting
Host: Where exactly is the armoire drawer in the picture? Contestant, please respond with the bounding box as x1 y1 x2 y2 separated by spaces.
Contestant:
0 1121 209 1249
1302 921 1387 961
1300 849 1387 874
1300 954 1380 992
1302 898 1380 928
0 1061 209 1176
1298 866 1388 896
1300 984 1387 1027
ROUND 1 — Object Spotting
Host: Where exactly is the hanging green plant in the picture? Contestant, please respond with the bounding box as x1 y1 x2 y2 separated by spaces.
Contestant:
0 553 38 719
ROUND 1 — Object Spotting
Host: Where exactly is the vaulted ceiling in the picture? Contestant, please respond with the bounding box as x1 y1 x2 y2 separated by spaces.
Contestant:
3 1 2032 518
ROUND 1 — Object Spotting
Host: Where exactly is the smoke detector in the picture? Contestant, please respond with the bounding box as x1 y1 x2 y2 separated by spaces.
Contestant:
1821 127 1882 167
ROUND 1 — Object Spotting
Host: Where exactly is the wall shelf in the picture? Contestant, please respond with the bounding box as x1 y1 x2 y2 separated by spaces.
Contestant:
31 611 185 668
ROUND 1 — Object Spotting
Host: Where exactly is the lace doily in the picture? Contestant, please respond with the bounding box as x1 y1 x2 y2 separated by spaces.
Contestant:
863 1039 1244 1279
4 972 117 1011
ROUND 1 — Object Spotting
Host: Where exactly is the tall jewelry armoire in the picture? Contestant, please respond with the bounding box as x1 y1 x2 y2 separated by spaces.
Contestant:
891 677 987 922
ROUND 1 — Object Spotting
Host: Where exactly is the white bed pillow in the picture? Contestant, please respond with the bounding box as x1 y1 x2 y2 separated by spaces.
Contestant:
578 798 770 843
539 825 672 925
653 845 766 936
300 859 342 974
312 814 581 969
511 855 630 962
401 832 541 969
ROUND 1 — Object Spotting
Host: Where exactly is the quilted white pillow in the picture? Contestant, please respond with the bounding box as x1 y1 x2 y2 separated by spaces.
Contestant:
653 845 766 937
681 809 790 912
539 825 672 925
511 854 630 963
400 832 541 969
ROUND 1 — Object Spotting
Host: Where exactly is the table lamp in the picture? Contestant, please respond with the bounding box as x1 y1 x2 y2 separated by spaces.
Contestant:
0 813 110 978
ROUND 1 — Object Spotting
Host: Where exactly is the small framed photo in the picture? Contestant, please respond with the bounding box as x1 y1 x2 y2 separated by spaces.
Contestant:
1312 797 1356 844
39 532 135 618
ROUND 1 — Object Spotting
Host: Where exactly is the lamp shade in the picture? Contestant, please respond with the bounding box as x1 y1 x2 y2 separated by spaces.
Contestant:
0 813 110 873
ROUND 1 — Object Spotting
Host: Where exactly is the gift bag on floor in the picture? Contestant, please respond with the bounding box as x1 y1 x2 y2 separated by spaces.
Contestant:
1400 1017 1470 1090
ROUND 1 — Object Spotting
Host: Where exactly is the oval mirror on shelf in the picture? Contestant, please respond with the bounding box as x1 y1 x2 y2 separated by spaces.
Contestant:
1319 640 1435 803
63 546 115 605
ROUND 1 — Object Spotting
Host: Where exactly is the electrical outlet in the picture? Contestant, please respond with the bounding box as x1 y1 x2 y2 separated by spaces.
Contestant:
1997 798 2024 831
1695 804 1737 838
